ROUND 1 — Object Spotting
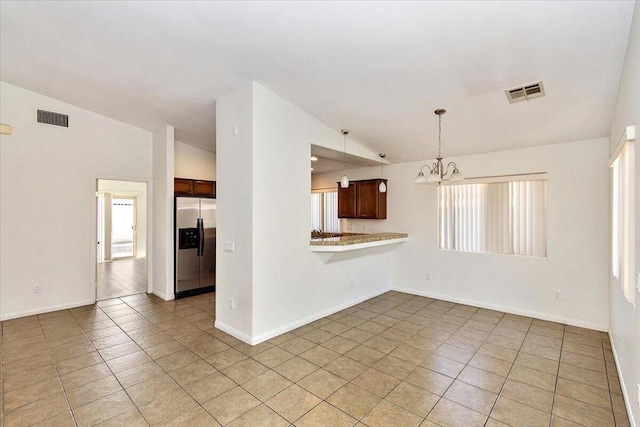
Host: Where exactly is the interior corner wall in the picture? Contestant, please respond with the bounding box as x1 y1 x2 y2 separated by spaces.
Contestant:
215 83 255 340
608 1 640 425
0 81 152 320
249 83 393 341
215 82 393 344
314 138 610 331
151 125 175 300
174 140 216 181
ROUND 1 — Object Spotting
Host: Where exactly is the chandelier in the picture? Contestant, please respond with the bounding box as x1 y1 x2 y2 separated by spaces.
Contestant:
414 109 463 185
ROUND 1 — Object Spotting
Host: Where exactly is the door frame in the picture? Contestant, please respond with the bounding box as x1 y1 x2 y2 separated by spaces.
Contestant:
91 176 153 302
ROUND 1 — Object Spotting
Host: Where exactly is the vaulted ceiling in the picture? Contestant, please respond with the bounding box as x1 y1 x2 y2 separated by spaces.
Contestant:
1 1 634 162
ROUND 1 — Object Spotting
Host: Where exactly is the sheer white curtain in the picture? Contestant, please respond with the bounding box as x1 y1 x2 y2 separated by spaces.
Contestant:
611 142 635 304
440 177 547 257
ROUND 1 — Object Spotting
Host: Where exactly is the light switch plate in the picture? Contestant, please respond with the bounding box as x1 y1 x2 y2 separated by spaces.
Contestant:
224 241 235 253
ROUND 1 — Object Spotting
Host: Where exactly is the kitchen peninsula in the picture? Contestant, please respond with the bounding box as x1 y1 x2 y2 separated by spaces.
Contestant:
310 232 408 253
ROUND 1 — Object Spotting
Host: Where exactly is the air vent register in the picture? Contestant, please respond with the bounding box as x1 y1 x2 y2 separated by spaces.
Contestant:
37 109 69 127
505 81 545 104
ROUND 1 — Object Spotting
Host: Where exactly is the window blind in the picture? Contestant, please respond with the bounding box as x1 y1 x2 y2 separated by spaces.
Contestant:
611 141 635 304
323 192 340 232
310 190 340 233
311 193 322 231
439 178 547 257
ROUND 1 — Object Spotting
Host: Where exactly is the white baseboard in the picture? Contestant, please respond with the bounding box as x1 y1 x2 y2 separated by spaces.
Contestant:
609 335 637 427
214 320 254 345
392 286 609 332
151 289 172 301
215 287 392 345
0 299 95 321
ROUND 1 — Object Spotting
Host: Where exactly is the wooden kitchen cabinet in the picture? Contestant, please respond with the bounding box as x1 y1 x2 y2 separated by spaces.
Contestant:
337 179 387 219
174 178 216 198
193 180 216 197
174 178 194 196
338 183 357 218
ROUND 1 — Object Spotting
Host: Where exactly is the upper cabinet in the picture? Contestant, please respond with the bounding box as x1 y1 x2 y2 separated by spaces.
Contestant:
338 183 357 218
338 179 387 219
174 178 216 198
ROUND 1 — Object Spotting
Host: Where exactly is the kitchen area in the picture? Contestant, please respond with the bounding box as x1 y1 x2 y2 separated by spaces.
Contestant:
310 144 408 258
173 141 218 299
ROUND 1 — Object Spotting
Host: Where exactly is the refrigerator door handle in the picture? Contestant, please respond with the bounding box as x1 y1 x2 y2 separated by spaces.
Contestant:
198 218 204 257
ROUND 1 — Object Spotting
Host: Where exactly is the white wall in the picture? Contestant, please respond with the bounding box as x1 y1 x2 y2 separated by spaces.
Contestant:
98 179 148 258
216 83 255 339
216 82 393 343
608 1 640 425
251 83 393 340
0 81 152 320
314 138 611 331
151 126 175 300
174 140 216 180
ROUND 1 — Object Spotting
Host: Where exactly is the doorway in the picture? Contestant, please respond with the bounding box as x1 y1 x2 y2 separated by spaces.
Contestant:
96 179 148 301
112 197 136 258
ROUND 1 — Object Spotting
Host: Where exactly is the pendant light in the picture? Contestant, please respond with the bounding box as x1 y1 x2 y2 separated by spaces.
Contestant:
340 129 350 188
378 153 387 193
415 108 463 185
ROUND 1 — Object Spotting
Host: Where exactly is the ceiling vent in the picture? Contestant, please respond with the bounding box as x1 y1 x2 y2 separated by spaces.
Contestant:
505 81 545 104
37 109 69 128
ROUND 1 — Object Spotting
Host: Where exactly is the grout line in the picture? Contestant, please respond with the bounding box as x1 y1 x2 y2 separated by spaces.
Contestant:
0 291 623 427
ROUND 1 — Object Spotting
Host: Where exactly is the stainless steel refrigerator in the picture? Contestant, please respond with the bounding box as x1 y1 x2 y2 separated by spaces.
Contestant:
175 197 216 298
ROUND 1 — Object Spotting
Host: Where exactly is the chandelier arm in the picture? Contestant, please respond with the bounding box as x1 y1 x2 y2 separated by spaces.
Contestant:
445 162 458 174
419 164 433 174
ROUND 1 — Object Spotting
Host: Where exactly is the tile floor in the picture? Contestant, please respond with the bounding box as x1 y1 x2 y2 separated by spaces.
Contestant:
0 291 631 426
97 257 147 301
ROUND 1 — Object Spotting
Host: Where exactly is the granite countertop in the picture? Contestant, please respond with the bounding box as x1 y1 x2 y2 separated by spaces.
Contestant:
310 232 409 246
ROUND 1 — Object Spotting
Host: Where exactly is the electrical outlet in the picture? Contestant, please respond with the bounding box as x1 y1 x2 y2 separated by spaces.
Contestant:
233 124 238 136
33 284 41 294
426 273 431 281
553 290 561 301
224 241 235 253
230 299 235 310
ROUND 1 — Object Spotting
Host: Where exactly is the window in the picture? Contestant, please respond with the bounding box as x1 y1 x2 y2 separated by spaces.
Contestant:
439 174 547 257
611 140 635 305
311 190 340 233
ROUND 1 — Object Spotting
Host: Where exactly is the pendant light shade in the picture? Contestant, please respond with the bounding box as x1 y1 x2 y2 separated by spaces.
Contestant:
449 167 463 182
414 171 428 184
341 129 350 188
378 153 387 193
426 170 442 184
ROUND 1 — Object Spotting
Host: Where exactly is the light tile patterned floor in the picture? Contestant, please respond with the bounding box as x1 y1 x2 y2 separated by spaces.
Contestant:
97 257 147 301
0 291 631 426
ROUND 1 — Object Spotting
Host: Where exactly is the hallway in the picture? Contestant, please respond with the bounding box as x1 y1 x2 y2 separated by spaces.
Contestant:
97 258 147 301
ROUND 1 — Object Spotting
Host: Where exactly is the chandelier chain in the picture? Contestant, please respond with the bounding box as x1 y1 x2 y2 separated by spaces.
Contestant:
438 113 442 158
